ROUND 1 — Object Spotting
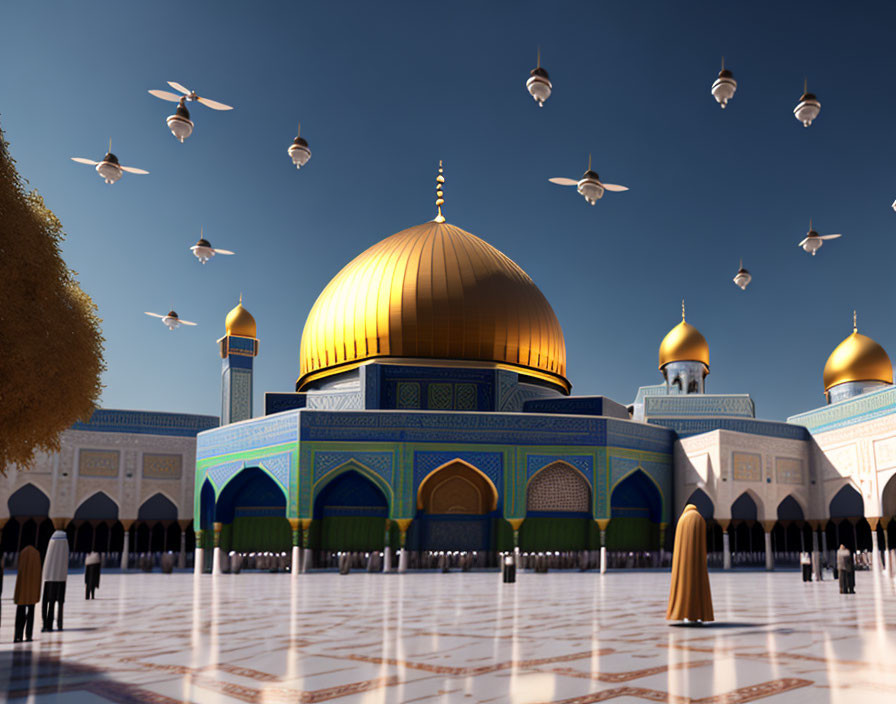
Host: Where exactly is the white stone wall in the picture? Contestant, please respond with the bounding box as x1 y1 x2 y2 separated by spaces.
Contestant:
675 430 811 521
1 429 197 521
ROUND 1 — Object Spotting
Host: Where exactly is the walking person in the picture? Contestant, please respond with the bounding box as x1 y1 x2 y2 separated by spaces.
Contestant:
41 530 69 631
13 546 41 642
837 544 854 594
84 552 101 599
800 551 812 582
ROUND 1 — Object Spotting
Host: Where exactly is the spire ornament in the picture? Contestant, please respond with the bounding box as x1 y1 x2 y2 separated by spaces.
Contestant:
853 310 857 333
681 299 686 321
434 160 446 223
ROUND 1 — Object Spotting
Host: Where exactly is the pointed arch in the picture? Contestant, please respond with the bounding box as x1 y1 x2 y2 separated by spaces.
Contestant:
215 466 288 524
216 463 286 499
526 461 590 513
829 483 864 519
609 469 662 523
74 491 119 521
417 460 498 514
684 488 714 520
199 479 216 531
882 472 896 517
312 460 393 511
776 494 806 522
416 459 498 513
610 466 665 506
731 489 764 521
138 492 179 522
7 483 50 517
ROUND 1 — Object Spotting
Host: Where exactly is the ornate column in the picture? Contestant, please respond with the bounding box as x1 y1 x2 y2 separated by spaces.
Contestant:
718 519 731 570
596 519 610 574
212 522 223 575
300 518 312 573
762 520 775 571
868 517 882 574
120 519 134 570
288 519 301 576
177 519 190 569
382 519 392 573
396 519 412 573
508 518 524 568
194 529 204 575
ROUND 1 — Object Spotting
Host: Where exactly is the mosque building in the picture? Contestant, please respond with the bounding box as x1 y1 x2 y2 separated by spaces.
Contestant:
4 183 896 575
192 183 896 575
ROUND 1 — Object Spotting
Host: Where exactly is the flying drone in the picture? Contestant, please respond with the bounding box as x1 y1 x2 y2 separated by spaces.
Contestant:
190 228 235 264
732 260 752 290
148 81 233 142
71 141 148 184
144 310 198 331
287 123 312 169
526 48 552 107
798 220 841 255
794 79 821 127
549 155 628 205
711 58 737 109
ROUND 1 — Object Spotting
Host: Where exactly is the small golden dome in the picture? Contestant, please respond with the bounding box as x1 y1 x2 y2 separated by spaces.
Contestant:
658 311 709 369
225 297 256 338
823 327 892 392
298 220 568 392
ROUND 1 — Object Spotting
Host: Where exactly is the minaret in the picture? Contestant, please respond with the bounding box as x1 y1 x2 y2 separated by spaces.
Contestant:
218 296 258 424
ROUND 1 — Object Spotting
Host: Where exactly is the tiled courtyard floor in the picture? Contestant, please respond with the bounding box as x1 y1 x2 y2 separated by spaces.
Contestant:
1 569 895 703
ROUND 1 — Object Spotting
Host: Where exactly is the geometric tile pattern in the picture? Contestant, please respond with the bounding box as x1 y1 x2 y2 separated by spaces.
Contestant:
527 462 590 511
5 571 892 704
414 451 503 490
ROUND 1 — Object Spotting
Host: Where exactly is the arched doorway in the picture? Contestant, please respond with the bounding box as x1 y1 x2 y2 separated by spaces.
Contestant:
829 483 866 552
883 474 896 561
215 468 290 554
138 493 178 553
6 484 51 555
74 492 119 554
775 495 806 565
521 462 591 553
312 469 389 563
730 492 762 567
607 470 662 555
684 489 720 566
413 461 499 557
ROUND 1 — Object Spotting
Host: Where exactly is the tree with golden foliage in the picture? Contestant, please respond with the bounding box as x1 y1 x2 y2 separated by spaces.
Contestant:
0 125 104 471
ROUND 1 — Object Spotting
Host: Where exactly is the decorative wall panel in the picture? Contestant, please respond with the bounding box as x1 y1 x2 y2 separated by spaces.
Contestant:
143 453 182 479
79 450 120 477
732 452 762 482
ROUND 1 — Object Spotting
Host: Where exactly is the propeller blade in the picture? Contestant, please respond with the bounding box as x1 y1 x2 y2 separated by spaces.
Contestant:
179 319 198 326
601 183 629 192
798 238 810 247
197 96 233 111
819 234 842 240
549 177 578 186
167 81 192 95
71 157 99 165
148 89 182 102
120 166 149 175
213 248 235 255
144 312 165 318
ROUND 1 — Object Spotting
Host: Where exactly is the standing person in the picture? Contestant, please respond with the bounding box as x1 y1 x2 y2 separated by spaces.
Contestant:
666 504 714 624
84 552 101 599
13 546 42 642
837 544 854 594
800 551 812 582
41 530 69 632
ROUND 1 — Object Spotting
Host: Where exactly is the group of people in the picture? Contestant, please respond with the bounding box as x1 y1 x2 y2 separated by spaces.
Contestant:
798 545 860 594
4 530 102 642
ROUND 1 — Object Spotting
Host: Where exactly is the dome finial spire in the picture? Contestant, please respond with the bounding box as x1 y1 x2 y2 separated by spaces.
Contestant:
434 160 446 223
853 309 857 333
681 299 686 321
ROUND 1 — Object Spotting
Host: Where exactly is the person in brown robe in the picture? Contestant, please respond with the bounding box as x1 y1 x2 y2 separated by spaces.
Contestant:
14 546 42 642
666 504 714 623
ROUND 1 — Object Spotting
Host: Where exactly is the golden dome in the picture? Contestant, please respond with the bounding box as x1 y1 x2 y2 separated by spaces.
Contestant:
225 297 256 338
658 314 709 369
823 328 892 391
298 220 568 392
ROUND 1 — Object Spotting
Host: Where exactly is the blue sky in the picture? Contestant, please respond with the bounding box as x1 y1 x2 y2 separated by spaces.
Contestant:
2 1 895 421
